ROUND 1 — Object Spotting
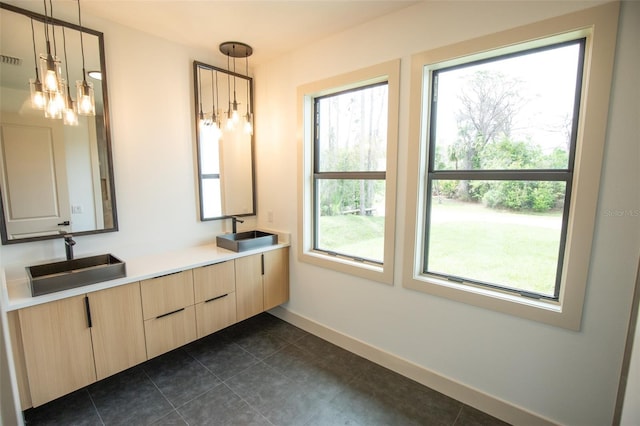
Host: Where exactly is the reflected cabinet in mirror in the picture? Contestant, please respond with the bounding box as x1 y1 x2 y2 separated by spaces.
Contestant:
194 60 255 221
0 2 117 244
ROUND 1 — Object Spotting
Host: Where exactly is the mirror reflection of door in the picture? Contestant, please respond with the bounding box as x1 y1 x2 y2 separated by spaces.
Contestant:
0 113 71 239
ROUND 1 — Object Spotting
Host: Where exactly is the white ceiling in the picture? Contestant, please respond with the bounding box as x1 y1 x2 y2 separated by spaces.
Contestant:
3 0 419 66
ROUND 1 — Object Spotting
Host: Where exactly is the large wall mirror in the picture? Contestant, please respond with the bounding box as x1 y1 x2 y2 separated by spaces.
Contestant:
0 2 117 244
193 60 255 220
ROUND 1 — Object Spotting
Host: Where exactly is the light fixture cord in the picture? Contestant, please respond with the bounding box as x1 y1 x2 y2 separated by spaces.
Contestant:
77 0 87 81
232 45 237 105
42 0 50 44
215 70 219 122
62 26 73 98
197 66 204 115
30 18 39 78
227 54 231 114
245 54 250 114
210 69 216 120
49 0 58 56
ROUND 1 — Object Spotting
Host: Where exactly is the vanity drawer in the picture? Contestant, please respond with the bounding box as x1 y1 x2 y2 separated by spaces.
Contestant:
140 271 194 320
144 305 196 358
195 292 237 338
193 261 235 303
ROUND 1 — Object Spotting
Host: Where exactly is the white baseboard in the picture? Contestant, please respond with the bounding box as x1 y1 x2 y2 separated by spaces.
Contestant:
269 306 558 426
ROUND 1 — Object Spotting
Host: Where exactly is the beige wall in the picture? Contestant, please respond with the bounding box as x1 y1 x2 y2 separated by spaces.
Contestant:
255 1 639 425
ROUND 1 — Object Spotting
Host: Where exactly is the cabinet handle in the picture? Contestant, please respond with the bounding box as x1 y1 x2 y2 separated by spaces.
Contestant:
156 307 185 319
204 293 228 304
261 254 265 276
84 296 92 328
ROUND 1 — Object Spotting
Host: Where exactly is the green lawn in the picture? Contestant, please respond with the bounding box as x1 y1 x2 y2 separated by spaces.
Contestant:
319 200 562 296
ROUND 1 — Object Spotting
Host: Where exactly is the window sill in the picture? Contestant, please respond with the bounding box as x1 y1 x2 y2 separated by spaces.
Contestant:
300 250 392 285
403 272 580 329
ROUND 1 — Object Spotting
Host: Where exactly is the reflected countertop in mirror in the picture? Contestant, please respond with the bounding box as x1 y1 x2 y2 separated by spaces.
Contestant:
0 2 118 244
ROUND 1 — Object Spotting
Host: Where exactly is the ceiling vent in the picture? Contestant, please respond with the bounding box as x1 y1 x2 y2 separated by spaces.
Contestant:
0 54 22 66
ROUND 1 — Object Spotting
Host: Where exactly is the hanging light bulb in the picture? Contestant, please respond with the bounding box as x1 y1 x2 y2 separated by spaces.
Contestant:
197 66 208 130
29 18 45 110
39 0 63 95
219 42 253 133
75 0 95 116
210 69 221 141
243 54 253 135
61 28 78 126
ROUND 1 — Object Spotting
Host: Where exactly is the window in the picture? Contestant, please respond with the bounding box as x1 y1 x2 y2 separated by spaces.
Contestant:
298 61 400 284
402 2 619 329
425 40 584 300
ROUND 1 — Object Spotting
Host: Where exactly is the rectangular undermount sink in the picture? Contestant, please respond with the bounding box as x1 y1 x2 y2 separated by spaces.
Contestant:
26 254 126 297
216 231 278 253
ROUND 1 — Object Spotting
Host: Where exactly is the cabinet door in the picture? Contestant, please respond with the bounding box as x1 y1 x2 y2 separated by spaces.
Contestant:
140 271 194 319
264 247 290 311
235 253 264 321
144 305 197 359
193 261 235 303
89 283 147 380
19 295 96 407
195 293 237 338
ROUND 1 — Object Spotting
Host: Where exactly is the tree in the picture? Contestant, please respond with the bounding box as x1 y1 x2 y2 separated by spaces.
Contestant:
450 71 522 200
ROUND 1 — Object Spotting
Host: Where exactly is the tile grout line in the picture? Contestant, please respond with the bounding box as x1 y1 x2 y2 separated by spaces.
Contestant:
85 388 107 426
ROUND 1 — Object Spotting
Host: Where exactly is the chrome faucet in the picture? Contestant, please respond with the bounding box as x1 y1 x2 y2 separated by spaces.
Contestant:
63 234 76 260
231 216 244 234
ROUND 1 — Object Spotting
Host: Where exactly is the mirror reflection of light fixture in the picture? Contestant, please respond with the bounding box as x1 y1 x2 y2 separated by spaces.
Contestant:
61 27 78 126
219 42 253 132
75 0 95 116
210 69 221 141
243 54 253 135
88 70 102 80
197 66 208 130
28 18 45 110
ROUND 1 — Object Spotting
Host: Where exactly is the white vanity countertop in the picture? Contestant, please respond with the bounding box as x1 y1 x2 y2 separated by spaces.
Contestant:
1 235 290 312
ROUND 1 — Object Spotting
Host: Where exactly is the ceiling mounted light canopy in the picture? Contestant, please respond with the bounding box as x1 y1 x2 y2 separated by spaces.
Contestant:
219 41 253 134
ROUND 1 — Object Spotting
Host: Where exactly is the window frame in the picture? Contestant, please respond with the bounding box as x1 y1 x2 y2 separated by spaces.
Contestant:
298 60 400 284
402 2 620 330
423 38 586 301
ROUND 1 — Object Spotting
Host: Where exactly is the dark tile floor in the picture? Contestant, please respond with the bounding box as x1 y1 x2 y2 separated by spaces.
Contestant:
23 313 510 426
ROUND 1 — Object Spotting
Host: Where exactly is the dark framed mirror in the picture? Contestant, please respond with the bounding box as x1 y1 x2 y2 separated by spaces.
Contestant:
0 2 117 244
193 60 255 220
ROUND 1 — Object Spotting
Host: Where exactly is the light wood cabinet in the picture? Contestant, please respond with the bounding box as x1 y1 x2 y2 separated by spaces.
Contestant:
140 271 194 320
235 254 264 321
10 246 289 408
140 271 196 358
17 283 147 407
144 305 197 358
264 247 290 311
236 247 289 321
19 295 96 407
89 283 147 380
193 261 237 338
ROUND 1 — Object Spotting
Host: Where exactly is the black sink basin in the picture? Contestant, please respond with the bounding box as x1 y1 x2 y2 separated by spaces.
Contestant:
216 231 278 252
26 254 126 296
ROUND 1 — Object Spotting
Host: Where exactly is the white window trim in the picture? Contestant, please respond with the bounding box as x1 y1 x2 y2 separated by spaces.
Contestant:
298 60 400 284
402 2 620 330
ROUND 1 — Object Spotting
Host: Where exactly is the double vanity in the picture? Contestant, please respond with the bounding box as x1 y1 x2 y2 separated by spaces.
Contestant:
1 232 289 410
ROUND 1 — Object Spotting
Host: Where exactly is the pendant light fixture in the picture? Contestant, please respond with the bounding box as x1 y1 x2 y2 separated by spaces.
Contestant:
243 54 253 135
210 69 221 141
39 0 62 95
29 18 46 110
75 0 95 116
61 27 78 126
197 66 207 130
219 42 252 132
41 0 64 119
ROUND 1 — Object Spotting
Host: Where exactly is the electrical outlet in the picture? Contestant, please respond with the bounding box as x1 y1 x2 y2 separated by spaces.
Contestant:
71 205 83 214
